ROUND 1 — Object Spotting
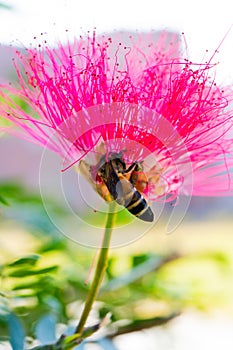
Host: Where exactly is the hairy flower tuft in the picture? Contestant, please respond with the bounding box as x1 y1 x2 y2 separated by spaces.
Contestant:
1 31 233 202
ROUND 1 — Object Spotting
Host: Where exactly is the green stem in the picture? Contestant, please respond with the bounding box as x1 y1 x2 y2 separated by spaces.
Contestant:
75 201 117 334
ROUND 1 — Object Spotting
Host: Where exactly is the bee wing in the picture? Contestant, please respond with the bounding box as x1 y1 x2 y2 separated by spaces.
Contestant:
76 160 113 202
76 160 96 189
103 161 123 201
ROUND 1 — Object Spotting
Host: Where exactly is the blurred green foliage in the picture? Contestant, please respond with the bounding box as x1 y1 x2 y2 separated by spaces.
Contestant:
0 2 12 10
0 194 9 205
0 182 233 349
0 94 36 133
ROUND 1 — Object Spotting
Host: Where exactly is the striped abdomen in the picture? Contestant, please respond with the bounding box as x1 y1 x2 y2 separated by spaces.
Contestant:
115 181 154 222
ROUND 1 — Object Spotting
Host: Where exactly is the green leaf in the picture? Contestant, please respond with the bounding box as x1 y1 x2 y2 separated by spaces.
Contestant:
102 255 163 292
0 194 9 206
8 313 25 350
132 253 151 267
63 333 80 344
0 3 12 10
59 333 83 348
8 266 58 277
0 301 10 318
35 314 57 345
7 254 40 267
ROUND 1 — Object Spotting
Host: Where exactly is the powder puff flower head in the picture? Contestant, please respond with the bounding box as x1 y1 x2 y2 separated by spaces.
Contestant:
1 30 233 237
1 30 233 346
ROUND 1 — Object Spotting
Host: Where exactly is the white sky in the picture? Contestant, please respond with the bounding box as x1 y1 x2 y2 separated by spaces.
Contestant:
0 0 232 83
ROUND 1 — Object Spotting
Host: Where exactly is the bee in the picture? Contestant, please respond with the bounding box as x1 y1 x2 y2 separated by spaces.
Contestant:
97 152 154 222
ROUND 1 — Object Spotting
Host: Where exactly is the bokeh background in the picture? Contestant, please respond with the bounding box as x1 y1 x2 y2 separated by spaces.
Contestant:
0 1 233 349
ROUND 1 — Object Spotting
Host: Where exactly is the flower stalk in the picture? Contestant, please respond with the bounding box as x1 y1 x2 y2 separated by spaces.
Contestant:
75 200 117 334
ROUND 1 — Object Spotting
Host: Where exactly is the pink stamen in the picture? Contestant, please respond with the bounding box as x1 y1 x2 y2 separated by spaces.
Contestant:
0 30 233 201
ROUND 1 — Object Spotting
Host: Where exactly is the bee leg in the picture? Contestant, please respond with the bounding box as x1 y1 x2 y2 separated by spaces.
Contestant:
123 162 138 174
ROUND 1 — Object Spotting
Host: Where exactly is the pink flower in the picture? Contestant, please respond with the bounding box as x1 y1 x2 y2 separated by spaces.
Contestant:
1 30 233 207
